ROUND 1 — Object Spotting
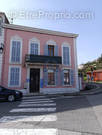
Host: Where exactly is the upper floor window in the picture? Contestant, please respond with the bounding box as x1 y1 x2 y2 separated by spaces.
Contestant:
48 45 54 56
29 38 40 55
44 40 58 56
10 38 22 64
62 43 71 65
0 17 2 36
30 43 38 55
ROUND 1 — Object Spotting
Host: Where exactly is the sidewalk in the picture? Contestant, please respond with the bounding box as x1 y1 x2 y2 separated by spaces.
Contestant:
23 83 102 98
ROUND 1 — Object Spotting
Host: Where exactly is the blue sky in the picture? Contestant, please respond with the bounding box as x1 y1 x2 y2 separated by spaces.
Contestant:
0 0 102 65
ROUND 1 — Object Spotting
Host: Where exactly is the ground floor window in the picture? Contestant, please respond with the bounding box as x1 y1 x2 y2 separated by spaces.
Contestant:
48 69 55 85
64 69 70 85
9 66 21 87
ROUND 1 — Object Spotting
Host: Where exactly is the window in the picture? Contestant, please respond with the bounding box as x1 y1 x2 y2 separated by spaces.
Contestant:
0 17 2 36
48 69 55 85
62 45 70 65
9 67 21 87
64 69 70 85
30 43 38 55
0 27 2 36
11 40 21 63
48 45 54 56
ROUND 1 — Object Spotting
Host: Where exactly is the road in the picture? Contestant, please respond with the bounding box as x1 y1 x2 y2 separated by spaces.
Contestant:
0 94 102 135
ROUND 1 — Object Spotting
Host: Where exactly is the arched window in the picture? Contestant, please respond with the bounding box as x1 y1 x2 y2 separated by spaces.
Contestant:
29 38 40 55
44 40 58 56
10 35 22 64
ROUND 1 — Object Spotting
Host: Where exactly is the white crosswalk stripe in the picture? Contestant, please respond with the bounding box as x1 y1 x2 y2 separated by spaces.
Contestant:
20 100 54 103
18 103 56 107
0 129 58 135
10 107 56 112
0 115 57 122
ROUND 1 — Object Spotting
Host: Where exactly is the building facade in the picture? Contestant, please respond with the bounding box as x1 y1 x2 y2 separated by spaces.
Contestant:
0 12 79 94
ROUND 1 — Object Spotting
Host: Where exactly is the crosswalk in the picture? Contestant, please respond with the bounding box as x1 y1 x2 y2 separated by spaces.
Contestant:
0 95 58 135
0 95 84 135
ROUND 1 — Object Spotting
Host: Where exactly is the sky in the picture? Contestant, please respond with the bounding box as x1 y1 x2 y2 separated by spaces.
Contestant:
0 0 102 65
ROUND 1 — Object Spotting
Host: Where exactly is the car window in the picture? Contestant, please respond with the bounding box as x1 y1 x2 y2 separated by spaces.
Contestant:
0 87 2 92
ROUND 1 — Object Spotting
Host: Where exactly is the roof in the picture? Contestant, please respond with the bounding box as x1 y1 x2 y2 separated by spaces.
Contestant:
2 23 78 38
0 12 9 24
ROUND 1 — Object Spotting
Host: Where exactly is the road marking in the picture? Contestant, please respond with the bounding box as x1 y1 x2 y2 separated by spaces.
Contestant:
22 99 53 102
22 96 46 99
20 100 54 103
0 115 57 123
59 129 81 135
0 129 58 135
10 108 56 113
18 103 56 107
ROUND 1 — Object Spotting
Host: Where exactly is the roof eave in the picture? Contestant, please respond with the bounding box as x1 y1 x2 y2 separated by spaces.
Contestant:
3 23 78 38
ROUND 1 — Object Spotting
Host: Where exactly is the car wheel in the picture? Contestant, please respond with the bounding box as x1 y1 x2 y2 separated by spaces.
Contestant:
8 95 15 102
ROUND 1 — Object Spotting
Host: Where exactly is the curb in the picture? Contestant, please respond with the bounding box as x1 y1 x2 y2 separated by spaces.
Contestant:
23 84 102 98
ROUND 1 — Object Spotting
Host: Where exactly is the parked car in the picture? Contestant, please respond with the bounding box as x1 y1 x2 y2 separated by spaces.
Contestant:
0 86 23 102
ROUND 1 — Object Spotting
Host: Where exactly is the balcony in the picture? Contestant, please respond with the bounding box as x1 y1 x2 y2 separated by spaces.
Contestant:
25 54 62 65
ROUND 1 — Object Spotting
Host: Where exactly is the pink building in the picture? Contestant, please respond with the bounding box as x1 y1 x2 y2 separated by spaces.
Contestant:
0 12 79 94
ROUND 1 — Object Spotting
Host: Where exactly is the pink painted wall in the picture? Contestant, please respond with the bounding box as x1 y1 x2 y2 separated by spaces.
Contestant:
1 28 76 89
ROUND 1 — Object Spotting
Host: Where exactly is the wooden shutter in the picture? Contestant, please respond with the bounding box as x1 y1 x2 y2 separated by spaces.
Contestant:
63 46 70 65
54 45 58 56
43 67 48 86
44 44 48 55
55 68 59 86
70 69 74 86
61 69 64 86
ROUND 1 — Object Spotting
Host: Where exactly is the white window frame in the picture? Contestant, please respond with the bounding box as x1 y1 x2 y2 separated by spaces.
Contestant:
8 66 21 87
28 38 40 55
62 42 71 66
63 69 71 86
9 35 22 64
47 69 56 86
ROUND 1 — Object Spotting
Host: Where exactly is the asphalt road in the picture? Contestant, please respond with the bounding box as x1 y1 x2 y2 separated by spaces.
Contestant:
0 94 102 135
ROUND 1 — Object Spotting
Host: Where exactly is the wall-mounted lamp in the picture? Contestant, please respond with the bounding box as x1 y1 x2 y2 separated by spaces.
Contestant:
0 43 4 53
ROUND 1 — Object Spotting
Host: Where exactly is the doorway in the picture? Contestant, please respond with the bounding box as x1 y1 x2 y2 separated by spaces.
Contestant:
30 68 40 93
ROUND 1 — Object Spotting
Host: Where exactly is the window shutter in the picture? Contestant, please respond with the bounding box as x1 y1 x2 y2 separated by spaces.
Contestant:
16 41 20 62
61 69 64 86
44 44 48 55
15 68 20 85
63 46 70 65
11 41 21 63
70 69 74 86
11 41 16 62
66 47 70 65
55 68 59 86
30 43 38 55
63 47 66 64
43 67 48 86
10 67 20 86
54 45 58 56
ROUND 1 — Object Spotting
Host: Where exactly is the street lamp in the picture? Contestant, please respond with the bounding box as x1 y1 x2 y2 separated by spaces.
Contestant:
0 43 4 53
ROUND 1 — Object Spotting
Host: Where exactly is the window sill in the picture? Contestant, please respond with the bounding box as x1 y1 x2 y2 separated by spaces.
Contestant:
63 84 72 87
47 85 56 87
9 62 22 65
8 85 21 88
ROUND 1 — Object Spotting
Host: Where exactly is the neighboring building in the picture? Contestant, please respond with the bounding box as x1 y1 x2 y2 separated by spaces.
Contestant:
0 12 79 94
87 70 102 82
0 12 9 83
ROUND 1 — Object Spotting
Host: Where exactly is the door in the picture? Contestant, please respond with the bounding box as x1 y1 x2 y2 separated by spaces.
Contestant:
30 68 40 93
